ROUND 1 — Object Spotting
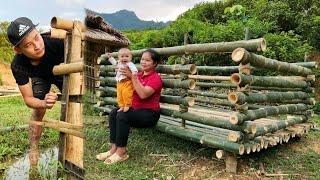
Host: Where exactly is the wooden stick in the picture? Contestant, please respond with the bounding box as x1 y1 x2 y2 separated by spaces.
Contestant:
25 120 83 138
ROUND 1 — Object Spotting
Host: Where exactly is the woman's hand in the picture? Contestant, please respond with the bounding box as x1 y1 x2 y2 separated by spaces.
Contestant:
119 65 133 78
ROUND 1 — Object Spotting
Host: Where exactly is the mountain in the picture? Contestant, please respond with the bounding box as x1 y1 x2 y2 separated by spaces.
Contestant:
86 9 172 31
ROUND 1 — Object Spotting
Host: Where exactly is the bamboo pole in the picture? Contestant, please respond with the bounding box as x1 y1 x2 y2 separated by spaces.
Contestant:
0 125 29 134
50 28 68 39
231 73 309 88
156 122 245 155
51 17 86 31
93 105 112 114
96 86 117 97
103 38 266 58
230 104 309 124
43 118 83 131
232 48 312 76
196 62 316 75
97 97 118 106
25 120 83 138
245 115 308 139
163 79 195 89
187 90 228 99
53 61 84 75
160 107 257 134
194 98 263 109
160 95 194 106
164 74 230 81
228 91 308 104
160 114 244 142
100 64 197 75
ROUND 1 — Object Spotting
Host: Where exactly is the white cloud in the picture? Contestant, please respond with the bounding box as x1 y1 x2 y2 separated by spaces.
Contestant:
56 0 85 6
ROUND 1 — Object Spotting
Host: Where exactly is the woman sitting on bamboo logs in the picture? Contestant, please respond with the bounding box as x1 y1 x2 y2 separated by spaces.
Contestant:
96 49 163 165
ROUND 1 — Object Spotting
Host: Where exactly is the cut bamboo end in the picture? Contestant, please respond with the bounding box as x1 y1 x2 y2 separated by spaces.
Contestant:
307 75 316 82
260 39 267 52
190 64 197 75
230 73 241 85
252 124 257 134
216 150 226 159
50 28 67 39
96 101 104 107
239 144 245 155
53 61 84 75
95 81 101 87
51 16 74 30
245 146 251 155
96 91 101 98
251 144 257 153
229 114 240 125
228 132 240 142
256 144 261 152
228 92 238 104
97 57 102 65
231 48 246 62
188 98 195 107
189 80 196 89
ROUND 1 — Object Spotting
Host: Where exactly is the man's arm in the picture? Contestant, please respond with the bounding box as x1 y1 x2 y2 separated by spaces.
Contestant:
19 82 57 109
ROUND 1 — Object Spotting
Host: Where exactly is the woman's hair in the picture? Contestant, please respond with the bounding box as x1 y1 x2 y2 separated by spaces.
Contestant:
142 49 161 67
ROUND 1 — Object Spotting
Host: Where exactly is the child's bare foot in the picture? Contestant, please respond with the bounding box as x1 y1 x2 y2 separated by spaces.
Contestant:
123 107 130 112
117 108 123 112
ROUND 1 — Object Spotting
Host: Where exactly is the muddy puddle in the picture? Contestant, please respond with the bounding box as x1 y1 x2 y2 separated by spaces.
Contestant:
3 146 58 180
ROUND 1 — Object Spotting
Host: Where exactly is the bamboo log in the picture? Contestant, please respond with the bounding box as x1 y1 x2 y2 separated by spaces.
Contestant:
50 28 68 39
196 62 316 75
43 118 83 131
228 91 308 104
230 104 309 124
0 125 29 134
96 86 117 97
194 98 263 109
231 73 309 88
245 115 308 139
160 107 257 134
164 74 230 81
25 120 83 138
195 82 313 92
196 82 237 89
51 16 86 31
104 38 266 58
94 105 112 114
156 122 245 155
216 150 226 159
97 97 118 106
232 48 312 76
100 64 197 75
160 114 244 142
160 95 194 106
163 79 195 89
53 61 84 75
187 90 228 99
159 117 230 139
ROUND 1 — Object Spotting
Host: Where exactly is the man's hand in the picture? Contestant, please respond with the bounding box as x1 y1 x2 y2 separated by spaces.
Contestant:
44 92 58 109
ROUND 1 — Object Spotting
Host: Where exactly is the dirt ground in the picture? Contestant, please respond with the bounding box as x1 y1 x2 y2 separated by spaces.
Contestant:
0 62 17 89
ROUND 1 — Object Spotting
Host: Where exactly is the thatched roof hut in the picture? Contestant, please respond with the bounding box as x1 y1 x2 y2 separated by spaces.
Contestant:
85 10 131 46
84 10 130 103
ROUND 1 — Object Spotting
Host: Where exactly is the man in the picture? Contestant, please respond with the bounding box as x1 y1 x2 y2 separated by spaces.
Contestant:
7 17 64 166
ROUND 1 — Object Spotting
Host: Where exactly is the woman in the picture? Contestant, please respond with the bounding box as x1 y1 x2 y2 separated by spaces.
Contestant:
96 49 163 165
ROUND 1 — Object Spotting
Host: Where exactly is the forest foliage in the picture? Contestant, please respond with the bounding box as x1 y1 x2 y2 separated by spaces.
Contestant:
124 0 318 66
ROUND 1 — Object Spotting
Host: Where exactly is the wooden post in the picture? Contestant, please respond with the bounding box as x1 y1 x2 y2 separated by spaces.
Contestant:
225 153 237 173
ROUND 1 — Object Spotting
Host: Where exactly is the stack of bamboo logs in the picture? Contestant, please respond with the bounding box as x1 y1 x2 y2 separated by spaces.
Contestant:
94 38 317 173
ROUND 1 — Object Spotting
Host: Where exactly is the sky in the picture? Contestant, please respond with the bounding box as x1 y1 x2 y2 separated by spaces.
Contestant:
0 0 213 30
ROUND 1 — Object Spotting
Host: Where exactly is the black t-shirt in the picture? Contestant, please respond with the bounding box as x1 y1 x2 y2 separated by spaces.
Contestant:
11 35 64 86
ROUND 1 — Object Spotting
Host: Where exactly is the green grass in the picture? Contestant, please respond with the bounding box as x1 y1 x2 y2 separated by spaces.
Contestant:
84 114 320 179
0 96 60 172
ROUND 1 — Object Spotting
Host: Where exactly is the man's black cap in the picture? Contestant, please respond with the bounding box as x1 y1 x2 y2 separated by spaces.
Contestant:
7 17 39 47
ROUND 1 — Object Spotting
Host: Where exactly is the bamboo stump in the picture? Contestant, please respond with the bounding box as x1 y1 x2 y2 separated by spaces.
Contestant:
225 153 238 173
